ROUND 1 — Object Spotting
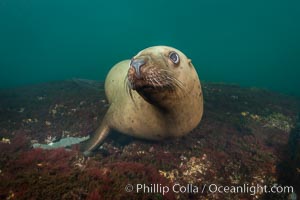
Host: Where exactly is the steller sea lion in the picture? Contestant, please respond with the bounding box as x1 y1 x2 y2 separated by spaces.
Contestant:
81 46 203 155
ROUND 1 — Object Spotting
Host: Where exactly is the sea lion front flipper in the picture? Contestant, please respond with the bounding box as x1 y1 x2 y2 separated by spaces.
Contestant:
80 118 110 156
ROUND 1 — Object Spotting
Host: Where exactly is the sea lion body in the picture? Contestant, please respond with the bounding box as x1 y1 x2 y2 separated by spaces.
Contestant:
105 60 169 140
82 46 203 153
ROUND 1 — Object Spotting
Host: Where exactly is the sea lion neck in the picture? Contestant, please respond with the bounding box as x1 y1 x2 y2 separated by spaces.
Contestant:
137 89 181 112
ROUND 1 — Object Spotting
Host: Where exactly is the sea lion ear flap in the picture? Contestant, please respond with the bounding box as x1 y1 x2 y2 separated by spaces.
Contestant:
188 58 193 67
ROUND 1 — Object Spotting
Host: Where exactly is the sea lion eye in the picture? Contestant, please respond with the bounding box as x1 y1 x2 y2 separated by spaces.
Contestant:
169 51 180 64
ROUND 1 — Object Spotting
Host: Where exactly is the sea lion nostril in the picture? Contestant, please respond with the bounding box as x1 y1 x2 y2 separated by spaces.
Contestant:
131 58 145 78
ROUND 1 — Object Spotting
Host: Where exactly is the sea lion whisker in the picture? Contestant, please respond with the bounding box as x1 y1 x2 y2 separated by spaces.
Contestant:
152 77 163 88
157 74 175 90
158 69 185 89
124 76 135 102
148 77 153 84
124 77 129 94
150 78 161 88
167 75 185 90
164 75 187 96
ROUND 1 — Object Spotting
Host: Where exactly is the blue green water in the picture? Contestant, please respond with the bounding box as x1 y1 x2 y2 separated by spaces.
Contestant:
1 0 299 96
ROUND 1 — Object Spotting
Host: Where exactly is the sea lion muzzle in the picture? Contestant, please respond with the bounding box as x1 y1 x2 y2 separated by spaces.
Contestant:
130 58 146 79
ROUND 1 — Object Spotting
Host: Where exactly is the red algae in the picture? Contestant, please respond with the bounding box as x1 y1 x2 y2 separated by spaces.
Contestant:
11 148 75 174
86 189 102 200
0 147 78 199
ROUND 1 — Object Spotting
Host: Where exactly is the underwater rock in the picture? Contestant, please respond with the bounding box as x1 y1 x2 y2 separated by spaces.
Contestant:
287 114 300 194
1 80 299 200
277 114 300 198
0 137 11 144
263 113 294 132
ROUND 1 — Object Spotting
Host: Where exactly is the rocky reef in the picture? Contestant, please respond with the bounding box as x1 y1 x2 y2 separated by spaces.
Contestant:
0 80 299 199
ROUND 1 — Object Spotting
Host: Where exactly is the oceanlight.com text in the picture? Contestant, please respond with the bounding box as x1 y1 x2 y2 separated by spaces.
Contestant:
124 183 294 196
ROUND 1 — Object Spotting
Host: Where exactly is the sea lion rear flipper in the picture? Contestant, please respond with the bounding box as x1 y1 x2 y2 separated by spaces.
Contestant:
80 119 110 156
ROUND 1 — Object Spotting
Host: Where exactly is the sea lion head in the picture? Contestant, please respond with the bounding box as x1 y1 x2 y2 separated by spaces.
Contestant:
126 46 198 109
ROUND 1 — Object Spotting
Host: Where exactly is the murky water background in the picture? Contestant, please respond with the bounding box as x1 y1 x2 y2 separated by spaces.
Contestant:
0 0 299 96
